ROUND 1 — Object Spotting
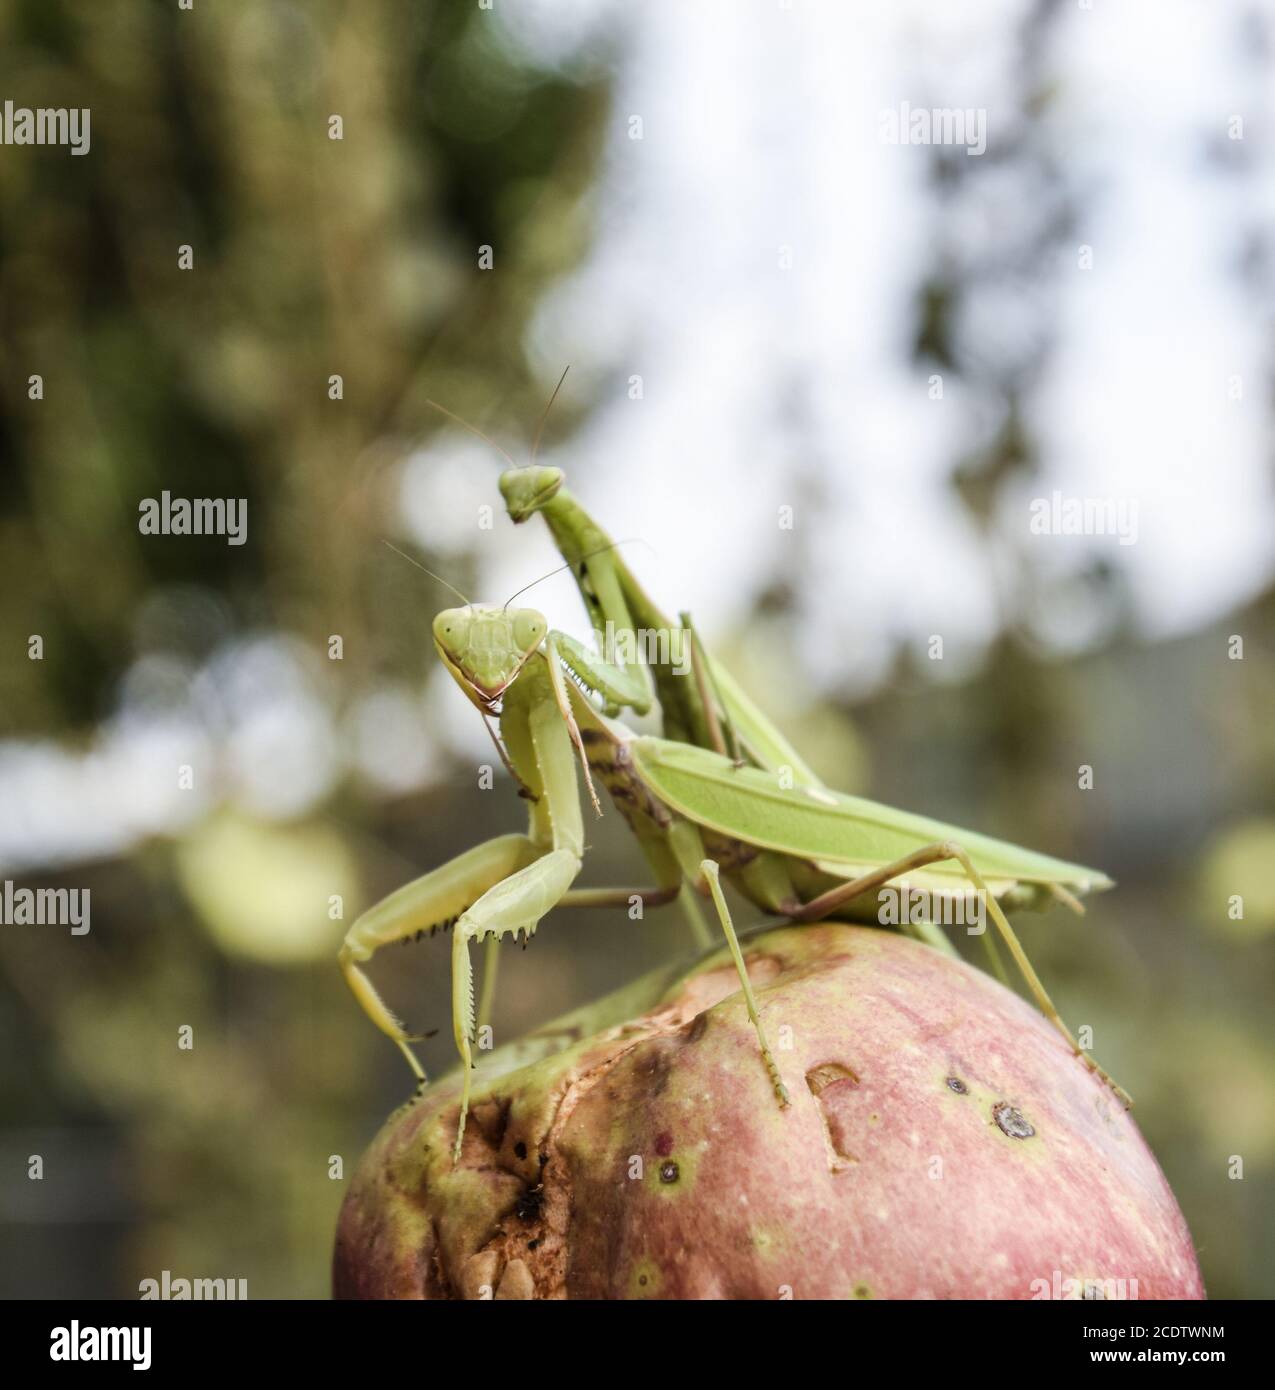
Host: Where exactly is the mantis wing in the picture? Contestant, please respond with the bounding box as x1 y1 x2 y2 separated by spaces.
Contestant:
698 658 824 788
629 736 1113 896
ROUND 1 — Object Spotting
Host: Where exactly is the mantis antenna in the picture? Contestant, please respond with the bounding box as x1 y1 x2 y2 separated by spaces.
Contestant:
501 539 642 611
422 399 518 469
424 366 571 472
380 539 472 607
529 365 570 465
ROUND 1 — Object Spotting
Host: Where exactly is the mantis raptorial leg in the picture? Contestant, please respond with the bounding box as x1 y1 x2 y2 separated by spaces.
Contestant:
476 934 501 1036
344 853 686 1094
549 628 713 949
558 884 682 910
340 833 541 1089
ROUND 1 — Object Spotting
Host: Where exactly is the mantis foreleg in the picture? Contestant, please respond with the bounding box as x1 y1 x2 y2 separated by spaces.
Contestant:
555 628 651 718
545 628 676 818
558 884 681 910
450 845 582 1159
339 833 541 1088
476 934 501 1035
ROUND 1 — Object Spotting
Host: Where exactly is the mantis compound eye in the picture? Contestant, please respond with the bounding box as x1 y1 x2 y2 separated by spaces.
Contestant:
432 609 470 652
512 611 547 651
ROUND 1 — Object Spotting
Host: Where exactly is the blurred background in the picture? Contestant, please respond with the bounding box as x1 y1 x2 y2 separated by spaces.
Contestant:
1 0 1272 1299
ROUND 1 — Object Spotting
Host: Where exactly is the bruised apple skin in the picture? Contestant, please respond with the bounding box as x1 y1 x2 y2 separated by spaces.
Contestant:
333 925 1204 1300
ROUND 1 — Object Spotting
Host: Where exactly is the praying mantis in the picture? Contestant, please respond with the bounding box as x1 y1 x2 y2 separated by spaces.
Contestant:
339 545 1126 1165
498 463 824 790
496 462 1097 959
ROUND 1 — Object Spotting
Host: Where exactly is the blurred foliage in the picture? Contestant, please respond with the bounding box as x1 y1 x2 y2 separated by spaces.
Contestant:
0 0 614 1299
0 0 606 732
0 0 1272 1302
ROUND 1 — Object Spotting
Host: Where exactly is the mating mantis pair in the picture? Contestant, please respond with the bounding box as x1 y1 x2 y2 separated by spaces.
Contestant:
340 415 1126 1163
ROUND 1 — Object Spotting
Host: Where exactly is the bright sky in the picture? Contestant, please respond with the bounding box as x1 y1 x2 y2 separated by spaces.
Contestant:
461 0 1275 670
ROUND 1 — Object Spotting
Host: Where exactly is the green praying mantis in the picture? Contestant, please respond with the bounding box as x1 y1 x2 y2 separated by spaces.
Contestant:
340 419 1128 1164
498 463 825 788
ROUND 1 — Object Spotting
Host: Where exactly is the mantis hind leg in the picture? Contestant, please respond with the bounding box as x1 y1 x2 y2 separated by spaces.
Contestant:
787 841 1130 1107
700 860 790 1109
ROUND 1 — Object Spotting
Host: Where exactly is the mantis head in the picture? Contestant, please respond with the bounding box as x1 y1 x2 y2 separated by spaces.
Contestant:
432 605 548 709
500 466 563 523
